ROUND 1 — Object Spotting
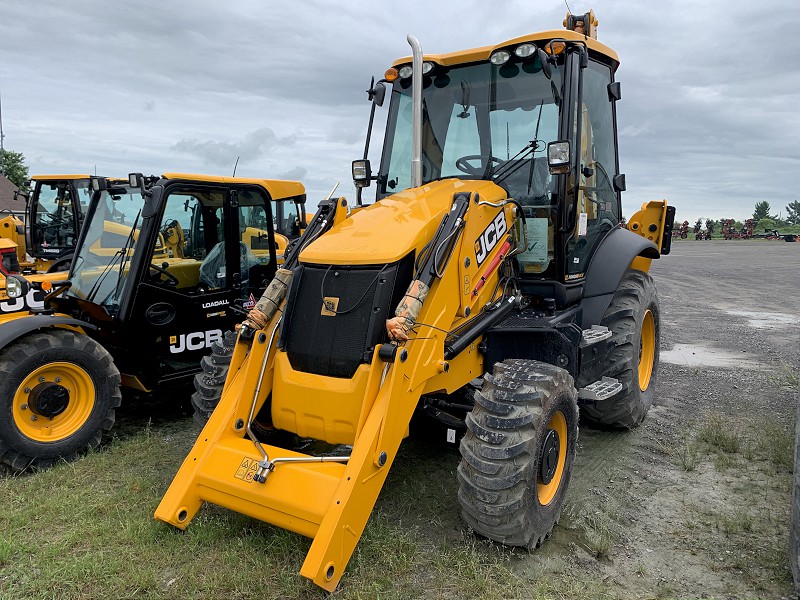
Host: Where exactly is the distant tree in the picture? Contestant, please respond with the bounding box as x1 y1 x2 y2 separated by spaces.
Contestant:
753 201 776 221
705 218 716 230
786 201 800 226
0 149 29 189
758 217 778 232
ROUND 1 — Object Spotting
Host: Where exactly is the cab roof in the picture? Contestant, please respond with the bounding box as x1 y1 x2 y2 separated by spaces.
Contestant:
391 29 619 70
31 174 92 181
160 173 306 202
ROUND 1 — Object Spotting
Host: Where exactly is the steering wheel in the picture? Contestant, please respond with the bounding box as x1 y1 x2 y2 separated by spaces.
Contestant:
148 262 179 286
455 155 504 177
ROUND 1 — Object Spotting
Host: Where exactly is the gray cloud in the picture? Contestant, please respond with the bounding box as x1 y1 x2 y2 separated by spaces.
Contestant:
1 0 798 221
171 128 296 167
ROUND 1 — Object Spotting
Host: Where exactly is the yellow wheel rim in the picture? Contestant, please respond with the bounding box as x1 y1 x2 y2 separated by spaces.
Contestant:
639 309 655 391
537 410 567 506
12 362 95 442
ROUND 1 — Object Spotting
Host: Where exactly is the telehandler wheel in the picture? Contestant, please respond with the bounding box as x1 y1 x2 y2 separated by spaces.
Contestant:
191 330 237 427
457 359 579 550
0 330 121 472
583 268 660 428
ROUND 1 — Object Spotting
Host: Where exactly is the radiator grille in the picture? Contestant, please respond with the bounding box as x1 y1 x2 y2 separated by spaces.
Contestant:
282 255 413 378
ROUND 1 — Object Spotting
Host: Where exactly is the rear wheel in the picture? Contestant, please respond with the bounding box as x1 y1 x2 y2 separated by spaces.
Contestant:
583 268 660 428
0 330 121 472
191 330 237 427
457 359 579 549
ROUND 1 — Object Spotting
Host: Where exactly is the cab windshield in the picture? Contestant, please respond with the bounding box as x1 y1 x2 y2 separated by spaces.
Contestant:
66 186 145 308
378 54 563 274
379 56 562 204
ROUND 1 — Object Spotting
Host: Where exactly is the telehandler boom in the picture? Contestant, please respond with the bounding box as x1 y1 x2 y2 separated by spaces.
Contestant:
156 11 674 591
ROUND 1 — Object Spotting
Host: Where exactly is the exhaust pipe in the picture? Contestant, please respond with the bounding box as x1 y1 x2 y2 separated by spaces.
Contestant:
407 34 423 188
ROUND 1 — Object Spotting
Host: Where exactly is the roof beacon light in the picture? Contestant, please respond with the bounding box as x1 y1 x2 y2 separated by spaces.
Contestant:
564 10 598 39
490 50 510 65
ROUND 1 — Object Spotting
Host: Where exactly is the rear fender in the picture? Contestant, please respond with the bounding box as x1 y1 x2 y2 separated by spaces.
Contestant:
580 227 659 328
0 313 95 351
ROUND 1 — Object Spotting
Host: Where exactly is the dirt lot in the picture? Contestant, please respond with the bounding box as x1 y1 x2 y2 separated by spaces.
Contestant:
2 240 798 599
547 239 800 598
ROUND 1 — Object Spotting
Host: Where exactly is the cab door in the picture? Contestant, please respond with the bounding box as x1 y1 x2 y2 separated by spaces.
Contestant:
123 183 275 387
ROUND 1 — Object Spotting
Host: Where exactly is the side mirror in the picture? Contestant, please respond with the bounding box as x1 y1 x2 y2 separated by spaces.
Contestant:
128 172 144 188
352 159 372 188
90 176 108 193
13 189 29 202
5 274 30 299
547 140 571 175
372 82 386 107
537 48 552 80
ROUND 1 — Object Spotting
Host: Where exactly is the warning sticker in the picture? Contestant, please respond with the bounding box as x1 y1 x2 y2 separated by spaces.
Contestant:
578 212 588 236
234 457 259 482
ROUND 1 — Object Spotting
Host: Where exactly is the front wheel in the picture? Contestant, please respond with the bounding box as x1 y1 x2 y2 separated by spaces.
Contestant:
457 359 579 550
0 330 121 472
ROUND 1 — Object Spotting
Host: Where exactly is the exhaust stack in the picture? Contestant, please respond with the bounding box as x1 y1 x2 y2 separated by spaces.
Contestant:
407 34 423 188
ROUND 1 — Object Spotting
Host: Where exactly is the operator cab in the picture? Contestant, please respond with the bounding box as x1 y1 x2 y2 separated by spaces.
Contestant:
357 12 624 305
54 174 304 389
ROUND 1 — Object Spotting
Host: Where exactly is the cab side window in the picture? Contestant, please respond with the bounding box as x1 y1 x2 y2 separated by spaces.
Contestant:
149 191 225 292
567 61 620 275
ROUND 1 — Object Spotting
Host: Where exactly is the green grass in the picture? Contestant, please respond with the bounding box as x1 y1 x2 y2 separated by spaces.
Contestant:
0 422 620 600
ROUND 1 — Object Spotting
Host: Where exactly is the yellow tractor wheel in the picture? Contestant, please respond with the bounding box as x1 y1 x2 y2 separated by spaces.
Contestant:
0 329 122 472
458 359 579 550
582 268 660 428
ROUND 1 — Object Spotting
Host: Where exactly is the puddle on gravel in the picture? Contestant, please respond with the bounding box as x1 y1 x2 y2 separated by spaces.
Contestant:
725 310 799 329
660 343 761 368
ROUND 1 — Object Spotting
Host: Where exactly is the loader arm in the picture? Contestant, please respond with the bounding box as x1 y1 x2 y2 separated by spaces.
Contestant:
156 187 517 590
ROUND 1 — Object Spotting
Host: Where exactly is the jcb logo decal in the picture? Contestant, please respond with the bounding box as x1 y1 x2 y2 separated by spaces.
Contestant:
0 289 45 314
321 296 339 317
475 212 508 266
169 329 223 354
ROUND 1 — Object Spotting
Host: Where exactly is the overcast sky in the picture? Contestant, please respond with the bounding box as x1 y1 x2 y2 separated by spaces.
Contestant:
1 0 798 223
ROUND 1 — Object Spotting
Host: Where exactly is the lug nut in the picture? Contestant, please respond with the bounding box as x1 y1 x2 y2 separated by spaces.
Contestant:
23 387 30 394
55 377 62 383
38 376 46 382
20 403 28 410
31 415 38 421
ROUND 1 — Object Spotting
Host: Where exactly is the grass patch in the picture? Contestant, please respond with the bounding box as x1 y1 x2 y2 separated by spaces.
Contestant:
569 508 615 559
0 421 635 599
697 414 741 454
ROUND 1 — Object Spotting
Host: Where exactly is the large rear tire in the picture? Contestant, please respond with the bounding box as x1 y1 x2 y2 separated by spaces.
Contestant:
0 330 121 472
583 268 660 428
191 330 237 427
457 359 579 550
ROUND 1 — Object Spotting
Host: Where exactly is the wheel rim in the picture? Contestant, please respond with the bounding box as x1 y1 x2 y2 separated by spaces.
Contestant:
639 309 655 391
537 410 567 506
12 362 96 442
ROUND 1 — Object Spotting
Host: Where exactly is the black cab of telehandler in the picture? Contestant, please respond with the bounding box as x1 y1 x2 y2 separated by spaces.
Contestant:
0 173 305 472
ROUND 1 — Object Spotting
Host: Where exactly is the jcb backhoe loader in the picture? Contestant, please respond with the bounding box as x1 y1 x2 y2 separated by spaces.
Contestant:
0 173 305 471
156 11 674 591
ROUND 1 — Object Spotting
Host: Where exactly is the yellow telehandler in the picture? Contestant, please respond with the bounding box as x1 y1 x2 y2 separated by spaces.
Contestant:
156 11 674 591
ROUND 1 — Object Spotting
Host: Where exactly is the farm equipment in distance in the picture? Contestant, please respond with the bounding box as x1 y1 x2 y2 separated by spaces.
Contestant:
156 10 674 592
0 173 305 472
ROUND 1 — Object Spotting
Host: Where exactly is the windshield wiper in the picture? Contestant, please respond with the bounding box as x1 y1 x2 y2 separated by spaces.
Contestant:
85 210 141 304
492 100 545 186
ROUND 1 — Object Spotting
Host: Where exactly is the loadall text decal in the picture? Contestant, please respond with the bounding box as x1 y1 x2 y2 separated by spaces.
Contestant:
169 329 223 354
474 211 508 266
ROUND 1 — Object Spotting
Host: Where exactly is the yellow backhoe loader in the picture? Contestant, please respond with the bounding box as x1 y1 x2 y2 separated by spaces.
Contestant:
156 11 674 591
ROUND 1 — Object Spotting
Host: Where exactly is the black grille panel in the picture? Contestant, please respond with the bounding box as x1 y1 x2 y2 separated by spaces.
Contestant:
282 255 413 378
